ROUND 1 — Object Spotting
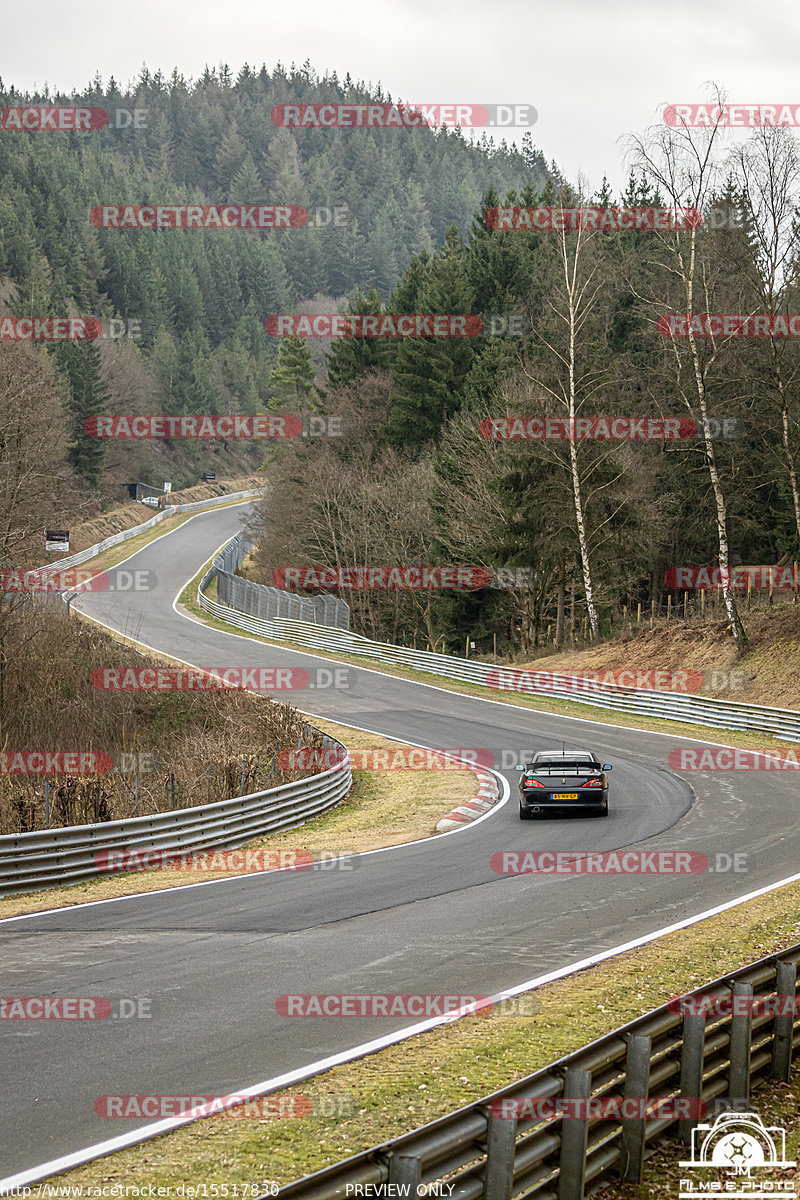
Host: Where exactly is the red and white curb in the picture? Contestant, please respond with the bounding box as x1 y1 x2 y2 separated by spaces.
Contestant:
436 768 500 831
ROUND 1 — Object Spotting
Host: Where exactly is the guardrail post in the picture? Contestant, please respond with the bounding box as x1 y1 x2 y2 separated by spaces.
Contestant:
620 1034 651 1183
388 1153 420 1188
771 960 797 1081
557 1068 591 1200
483 1108 517 1200
728 982 752 1106
678 1011 706 1143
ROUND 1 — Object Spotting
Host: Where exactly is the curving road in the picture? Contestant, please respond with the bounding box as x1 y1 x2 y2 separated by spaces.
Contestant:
1 503 796 1181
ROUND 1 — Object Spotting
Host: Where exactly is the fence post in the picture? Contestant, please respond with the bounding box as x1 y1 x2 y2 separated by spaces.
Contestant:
45 780 50 827
483 1107 517 1200
678 1011 706 1142
620 1034 651 1183
771 960 797 1081
388 1154 420 1188
170 773 175 810
728 982 753 1105
134 774 139 817
240 760 246 796
557 1068 591 1200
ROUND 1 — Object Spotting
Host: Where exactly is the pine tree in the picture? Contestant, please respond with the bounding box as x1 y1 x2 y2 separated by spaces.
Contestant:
56 340 108 486
385 228 476 451
269 336 317 411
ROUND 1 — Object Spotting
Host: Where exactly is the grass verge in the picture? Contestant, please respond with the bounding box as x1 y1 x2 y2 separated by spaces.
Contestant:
48 875 800 1188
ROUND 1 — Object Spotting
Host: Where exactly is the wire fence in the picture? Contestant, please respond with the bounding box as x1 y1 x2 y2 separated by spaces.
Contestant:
209 532 351 629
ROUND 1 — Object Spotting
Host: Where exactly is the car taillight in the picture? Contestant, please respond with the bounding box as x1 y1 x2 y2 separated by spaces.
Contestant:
524 777 545 787
581 778 603 788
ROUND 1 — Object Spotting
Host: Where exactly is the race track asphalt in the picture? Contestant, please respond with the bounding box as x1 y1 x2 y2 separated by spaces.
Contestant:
1 504 793 1180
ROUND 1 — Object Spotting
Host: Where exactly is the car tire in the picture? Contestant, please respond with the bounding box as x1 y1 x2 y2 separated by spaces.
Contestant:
591 802 609 817
519 803 531 820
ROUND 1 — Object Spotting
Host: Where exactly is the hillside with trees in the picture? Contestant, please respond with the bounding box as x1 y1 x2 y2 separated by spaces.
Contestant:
0 64 551 501
246 116 800 659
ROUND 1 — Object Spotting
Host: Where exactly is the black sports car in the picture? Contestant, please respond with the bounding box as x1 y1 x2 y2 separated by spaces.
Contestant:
516 748 612 818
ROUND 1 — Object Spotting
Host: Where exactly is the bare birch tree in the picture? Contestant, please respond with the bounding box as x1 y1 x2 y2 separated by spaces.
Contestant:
628 91 749 649
517 182 625 640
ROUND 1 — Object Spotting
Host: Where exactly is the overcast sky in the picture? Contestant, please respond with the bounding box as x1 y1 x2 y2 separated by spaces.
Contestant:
3 0 799 191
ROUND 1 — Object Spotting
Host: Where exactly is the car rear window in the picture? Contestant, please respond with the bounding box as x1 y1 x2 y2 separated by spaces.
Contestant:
526 761 600 774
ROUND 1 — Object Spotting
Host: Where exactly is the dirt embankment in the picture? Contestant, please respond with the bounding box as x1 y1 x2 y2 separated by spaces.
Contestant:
511 603 800 710
67 475 265 553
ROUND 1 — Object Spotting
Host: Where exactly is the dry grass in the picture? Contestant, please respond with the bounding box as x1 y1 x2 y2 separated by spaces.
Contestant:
0 603 312 835
0 715 477 918
513 602 800 710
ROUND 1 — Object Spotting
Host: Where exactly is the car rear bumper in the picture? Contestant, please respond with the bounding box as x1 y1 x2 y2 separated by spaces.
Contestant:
520 790 607 811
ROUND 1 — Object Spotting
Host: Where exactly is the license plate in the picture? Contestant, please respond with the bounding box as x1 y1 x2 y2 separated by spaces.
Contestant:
552 792 579 800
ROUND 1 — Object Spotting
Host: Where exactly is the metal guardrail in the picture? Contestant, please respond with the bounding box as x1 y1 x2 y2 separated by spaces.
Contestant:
278 943 800 1199
197 538 800 743
0 732 352 897
39 487 266 574
213 533 351 628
